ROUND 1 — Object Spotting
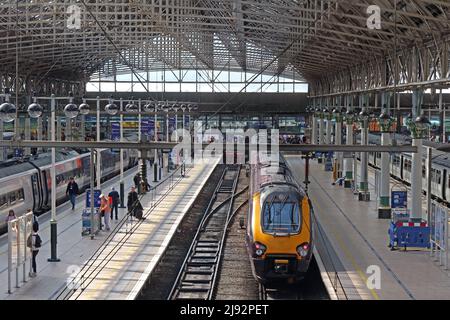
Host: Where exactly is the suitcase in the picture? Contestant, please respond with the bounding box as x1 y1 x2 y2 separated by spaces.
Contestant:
135 209 143 220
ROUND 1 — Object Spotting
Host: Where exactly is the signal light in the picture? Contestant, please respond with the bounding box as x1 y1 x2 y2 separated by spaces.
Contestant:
253 242 267 257
297 242 310 257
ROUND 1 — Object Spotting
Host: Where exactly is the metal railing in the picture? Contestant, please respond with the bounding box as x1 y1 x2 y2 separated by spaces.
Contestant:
56 163 191 300
430 200 449 270
7 212 34 294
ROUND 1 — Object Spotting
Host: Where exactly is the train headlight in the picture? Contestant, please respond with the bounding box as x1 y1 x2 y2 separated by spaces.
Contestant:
296 242 310 257
252 242 267 258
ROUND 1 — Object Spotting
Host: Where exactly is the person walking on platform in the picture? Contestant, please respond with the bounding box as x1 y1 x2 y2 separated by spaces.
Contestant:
108 187 120 221
127 186 144 220
27 222 41 278
66 177 79 210
99 194 111 231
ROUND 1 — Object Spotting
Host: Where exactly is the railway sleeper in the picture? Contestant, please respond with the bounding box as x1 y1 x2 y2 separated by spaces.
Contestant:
189 257 218 265
180 282 212 291
183 273 213 283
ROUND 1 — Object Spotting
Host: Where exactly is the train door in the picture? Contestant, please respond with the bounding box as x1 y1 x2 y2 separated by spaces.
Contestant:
442 169 447 201
400 156 404 180
42 170 49 207
30 173 41 212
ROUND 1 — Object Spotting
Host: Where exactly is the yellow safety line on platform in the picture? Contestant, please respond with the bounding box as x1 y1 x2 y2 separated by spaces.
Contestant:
314 198 380 300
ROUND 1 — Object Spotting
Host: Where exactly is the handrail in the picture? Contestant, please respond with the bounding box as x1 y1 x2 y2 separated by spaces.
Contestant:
56 164 190 300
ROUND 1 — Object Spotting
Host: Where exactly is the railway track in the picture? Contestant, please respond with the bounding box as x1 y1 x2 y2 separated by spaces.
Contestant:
214 166 258 300
258 255 330 300
168 164 242 300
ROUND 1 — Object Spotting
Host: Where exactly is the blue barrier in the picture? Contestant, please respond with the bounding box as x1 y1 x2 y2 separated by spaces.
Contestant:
389 221 430 250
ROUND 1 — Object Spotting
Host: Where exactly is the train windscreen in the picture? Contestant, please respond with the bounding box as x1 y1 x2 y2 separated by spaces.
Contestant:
262 198 300 234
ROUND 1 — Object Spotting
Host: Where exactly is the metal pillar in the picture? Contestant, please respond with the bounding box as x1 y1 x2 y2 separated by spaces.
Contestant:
318 116 324 144
378 132 391 218
318 114 324 163
47 115 51 142
411 138 423 219
411 89 424 220
166 111 169 142
344 119 353 188
56 116 62 141
37 116 43 153
154 104 159 182
90 149 95 240
119 98 125 208
24 118 31 155
311 115 317 145
67 118 73 141
48 95 60 262
426 147 432 224
335 118 342 178
358 104 370 201
96 97 101 189
80 115 85 142
439 89 445 143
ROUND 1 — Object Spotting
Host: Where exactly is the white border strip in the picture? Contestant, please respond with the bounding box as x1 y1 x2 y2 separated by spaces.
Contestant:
313 246 339 300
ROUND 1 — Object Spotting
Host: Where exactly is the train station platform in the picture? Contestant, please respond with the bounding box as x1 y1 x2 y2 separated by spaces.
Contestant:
286 155 450 300
0 159 219 300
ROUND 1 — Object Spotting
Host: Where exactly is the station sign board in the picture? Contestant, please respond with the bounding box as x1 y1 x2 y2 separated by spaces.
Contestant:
391 190 407 209
85 189 101 208
111 122 120 141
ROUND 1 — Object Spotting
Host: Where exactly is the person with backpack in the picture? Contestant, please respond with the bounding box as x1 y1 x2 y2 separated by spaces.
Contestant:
27 222 41 278
127 186 144 220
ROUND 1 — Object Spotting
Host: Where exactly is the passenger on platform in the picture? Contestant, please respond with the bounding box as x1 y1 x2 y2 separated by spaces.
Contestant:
27 222 41 278
332 177 345 186
108 187 120 221
133 173 142 194
127 186 144 220
100 194 111 231
66 177 79 210
5 210 16 223
99 194 111 231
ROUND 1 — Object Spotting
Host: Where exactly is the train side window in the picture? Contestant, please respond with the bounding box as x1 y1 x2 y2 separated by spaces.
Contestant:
437 171 441 184
0 195 7 209
9 192 16 205
17 189 24 201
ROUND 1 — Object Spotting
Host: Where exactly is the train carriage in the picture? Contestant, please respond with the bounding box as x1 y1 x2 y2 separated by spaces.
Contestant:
0 141 140 232
246 155 313 283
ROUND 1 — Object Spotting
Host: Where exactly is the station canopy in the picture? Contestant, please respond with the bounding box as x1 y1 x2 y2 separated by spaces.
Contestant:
0 1 449 85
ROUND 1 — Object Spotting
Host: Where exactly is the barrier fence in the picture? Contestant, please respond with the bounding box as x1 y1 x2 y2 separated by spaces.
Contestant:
430 201 449 270
7 212 34 294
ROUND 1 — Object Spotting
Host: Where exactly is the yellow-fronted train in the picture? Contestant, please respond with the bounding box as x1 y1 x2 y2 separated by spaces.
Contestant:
245 154 313 284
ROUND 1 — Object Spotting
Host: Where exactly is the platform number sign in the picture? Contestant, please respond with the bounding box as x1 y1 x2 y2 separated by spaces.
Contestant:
391 191 407 209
